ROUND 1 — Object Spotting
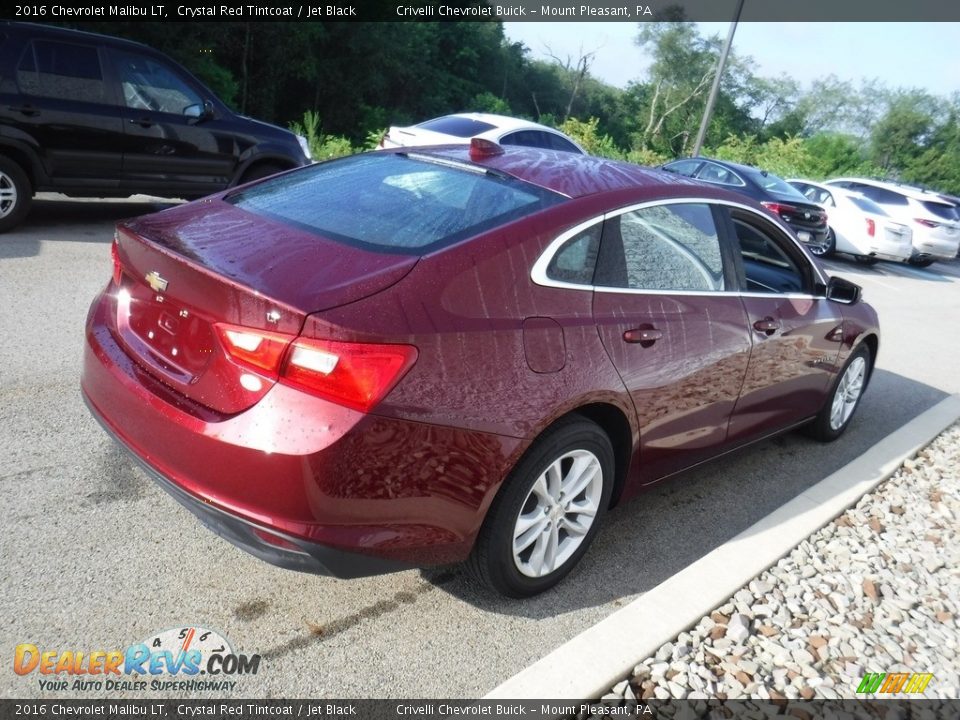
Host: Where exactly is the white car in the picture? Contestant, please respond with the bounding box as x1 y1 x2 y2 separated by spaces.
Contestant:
379 113 586 155
823 178 960 266
787 179 913 264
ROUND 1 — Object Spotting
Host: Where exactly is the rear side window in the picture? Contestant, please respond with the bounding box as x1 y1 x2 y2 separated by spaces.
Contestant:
546 224 601 285
417 117 497 138
595 203 725 292
228 154 563 253
860 186 908 206
17 40 107 103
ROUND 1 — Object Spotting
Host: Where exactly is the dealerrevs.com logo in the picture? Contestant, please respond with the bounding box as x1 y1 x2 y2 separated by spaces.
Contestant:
14 626 261 692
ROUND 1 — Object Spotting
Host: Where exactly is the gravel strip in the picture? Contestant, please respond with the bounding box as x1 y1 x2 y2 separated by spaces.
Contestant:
593 422 960 711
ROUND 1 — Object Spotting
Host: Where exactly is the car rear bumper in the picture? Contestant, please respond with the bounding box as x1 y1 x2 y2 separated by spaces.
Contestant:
913 236 960 260
82 289 517 575
83 393 409 577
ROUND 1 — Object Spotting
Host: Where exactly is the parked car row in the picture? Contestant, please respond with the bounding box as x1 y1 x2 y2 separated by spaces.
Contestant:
660 155 960 267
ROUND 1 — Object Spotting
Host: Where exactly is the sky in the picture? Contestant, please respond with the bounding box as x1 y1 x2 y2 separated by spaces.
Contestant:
502 22 960 98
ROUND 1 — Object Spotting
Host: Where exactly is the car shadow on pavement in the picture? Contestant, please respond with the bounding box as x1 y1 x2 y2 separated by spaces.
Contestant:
0 195 179 260
426 368 949 615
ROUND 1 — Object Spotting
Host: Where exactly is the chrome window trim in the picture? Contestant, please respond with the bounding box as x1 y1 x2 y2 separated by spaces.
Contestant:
530 196 829 294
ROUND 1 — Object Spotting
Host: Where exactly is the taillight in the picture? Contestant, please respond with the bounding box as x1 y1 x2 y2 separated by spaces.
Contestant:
469 137 505 160
282 337 418 413
215 323 293 379
915 218 941 228
760 201 798 217
111 238 122 285
866 218 876 237
214 324 417 412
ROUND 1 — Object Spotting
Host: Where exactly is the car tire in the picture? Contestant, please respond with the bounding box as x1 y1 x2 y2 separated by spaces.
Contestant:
0 156 32 234
909 257 936 268
240 163 284 184
805 344 872 442
853 255 878 266
466 416 614 597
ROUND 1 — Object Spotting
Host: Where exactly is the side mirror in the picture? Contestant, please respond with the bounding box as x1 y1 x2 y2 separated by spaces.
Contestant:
825 276 861 305
184 101 214 122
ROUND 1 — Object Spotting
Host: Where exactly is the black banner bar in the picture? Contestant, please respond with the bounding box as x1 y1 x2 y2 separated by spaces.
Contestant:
2 699 960 720
5 0 960 23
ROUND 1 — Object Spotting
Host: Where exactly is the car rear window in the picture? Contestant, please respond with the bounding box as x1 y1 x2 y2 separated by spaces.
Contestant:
416 117 498 138
922 200 958 221
227 153 563 253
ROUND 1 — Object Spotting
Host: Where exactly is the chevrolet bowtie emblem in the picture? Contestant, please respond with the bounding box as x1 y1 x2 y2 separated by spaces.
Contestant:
145 271 168 292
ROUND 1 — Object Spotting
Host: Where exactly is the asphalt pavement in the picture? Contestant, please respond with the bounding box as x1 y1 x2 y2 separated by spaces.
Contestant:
2 196 959 699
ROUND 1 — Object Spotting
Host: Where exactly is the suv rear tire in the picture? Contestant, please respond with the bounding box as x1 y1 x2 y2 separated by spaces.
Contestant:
0 157 32 233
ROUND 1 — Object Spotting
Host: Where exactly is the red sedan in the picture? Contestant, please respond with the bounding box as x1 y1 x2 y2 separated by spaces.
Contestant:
82 141 879 597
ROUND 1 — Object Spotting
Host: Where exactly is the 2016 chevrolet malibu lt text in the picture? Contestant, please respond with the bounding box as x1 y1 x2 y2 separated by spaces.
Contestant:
82 141 879 597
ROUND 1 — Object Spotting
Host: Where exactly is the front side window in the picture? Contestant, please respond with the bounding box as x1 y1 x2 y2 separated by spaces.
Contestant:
732 214 806 294
661 159 702 177
113 50 202 114
695 162 745 187
595 203 725 292
17 40 106 103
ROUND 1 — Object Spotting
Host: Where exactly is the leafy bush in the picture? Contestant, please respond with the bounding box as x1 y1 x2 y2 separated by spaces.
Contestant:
290 110 356 160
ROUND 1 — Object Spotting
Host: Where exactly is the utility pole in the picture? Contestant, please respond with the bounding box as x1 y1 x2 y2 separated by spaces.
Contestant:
691 0 745 157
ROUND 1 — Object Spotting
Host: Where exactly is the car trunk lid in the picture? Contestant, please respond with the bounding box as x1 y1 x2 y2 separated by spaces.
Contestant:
111 200 418 414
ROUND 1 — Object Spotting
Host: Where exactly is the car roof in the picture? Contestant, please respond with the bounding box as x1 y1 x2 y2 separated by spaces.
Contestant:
408 145 713 199
827 177 955 206
3 21 156 54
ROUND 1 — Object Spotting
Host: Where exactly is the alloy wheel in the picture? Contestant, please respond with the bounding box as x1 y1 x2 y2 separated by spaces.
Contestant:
512 449 603 578
830 356 866 431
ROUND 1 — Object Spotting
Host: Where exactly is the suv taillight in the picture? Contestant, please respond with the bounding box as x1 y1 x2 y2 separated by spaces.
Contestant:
215 323 417 412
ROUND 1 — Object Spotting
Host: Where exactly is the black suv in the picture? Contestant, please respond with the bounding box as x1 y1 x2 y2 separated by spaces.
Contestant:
661 157 831 256
0 22 311 232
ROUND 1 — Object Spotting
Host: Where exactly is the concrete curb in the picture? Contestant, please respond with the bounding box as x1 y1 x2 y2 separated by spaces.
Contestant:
485 394 960 700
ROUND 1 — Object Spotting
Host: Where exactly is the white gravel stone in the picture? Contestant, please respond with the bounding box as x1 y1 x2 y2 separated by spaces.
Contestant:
602 422 960 703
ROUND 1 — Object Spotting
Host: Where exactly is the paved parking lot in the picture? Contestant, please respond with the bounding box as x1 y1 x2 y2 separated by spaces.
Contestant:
2 196 959 699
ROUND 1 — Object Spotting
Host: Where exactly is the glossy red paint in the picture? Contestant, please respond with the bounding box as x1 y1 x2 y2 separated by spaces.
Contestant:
81 145 880 579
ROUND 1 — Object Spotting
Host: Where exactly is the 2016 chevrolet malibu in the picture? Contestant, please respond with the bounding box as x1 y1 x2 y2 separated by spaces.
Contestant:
82 141 879 597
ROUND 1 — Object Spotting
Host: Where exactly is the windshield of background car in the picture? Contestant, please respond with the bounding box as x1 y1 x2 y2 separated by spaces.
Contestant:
744 169 810 202
416 117 498 137
849 195 889 216
227 153 564 253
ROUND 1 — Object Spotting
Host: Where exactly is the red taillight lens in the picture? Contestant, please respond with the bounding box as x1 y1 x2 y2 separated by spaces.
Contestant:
111 239 122 285
282 338 418 413
915 218 941 228
866 218 876 237
215 324 418 411
214 323 294 378
469 137 505 160
760 201 798 217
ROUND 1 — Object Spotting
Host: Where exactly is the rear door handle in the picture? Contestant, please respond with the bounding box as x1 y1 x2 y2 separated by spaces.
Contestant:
8 105 39 116
623 328 662 345
753 317 781 335
129 117 155 128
